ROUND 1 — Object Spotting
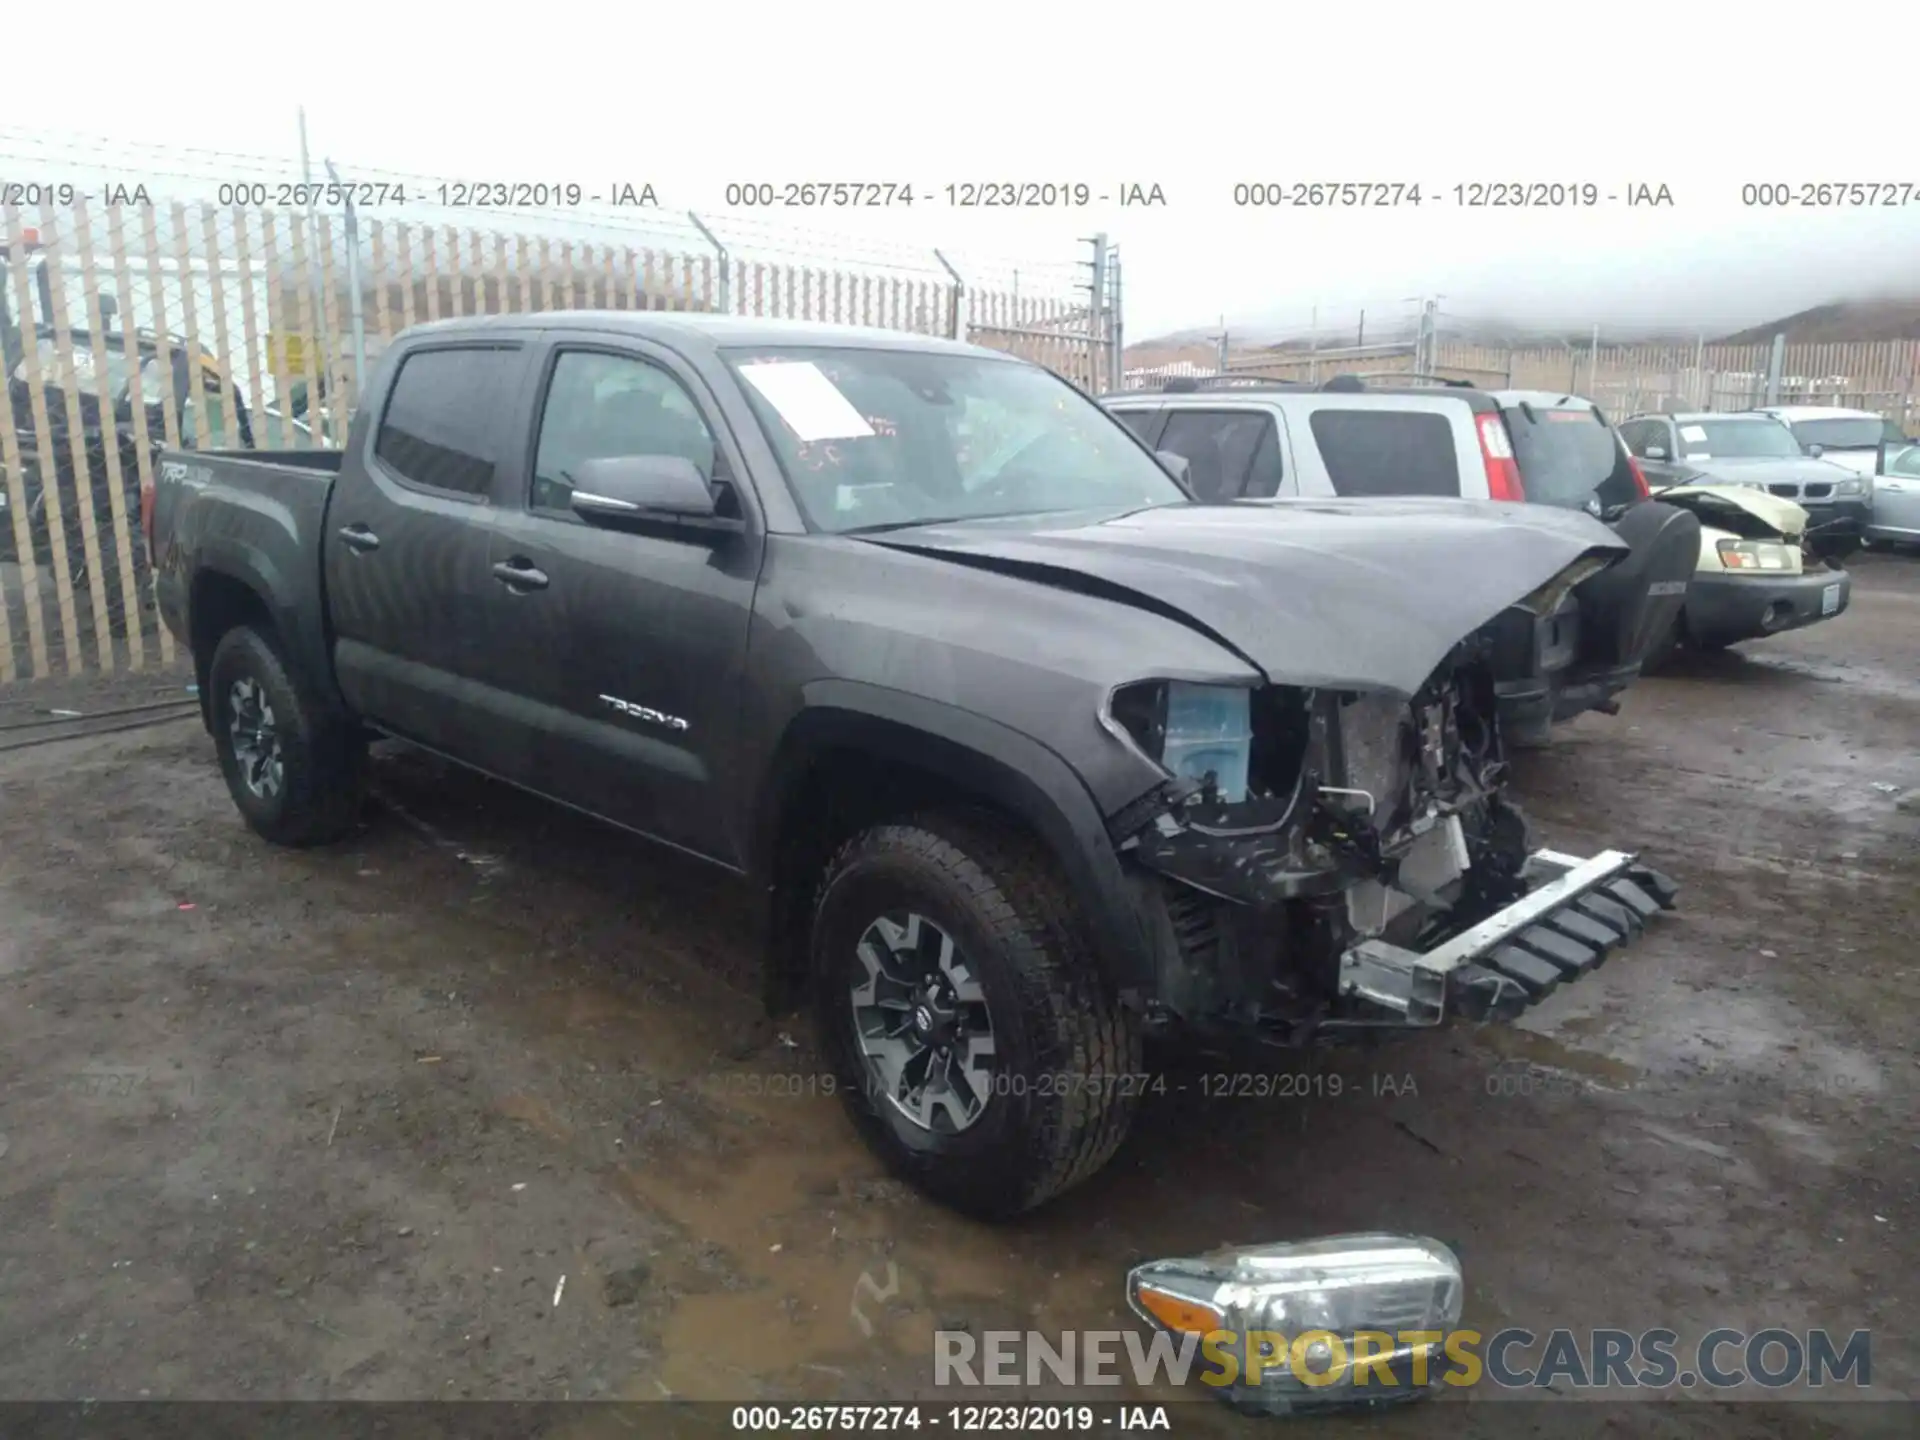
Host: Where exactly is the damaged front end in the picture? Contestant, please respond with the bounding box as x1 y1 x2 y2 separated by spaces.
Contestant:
1109 634 1676 1043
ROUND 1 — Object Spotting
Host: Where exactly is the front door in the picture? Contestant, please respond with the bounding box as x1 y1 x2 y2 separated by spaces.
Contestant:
481 337 763 866
1874 444 1920 540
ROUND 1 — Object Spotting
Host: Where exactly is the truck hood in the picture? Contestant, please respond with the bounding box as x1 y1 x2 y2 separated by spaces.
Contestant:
864 498 1627 696
1654 484 1807 540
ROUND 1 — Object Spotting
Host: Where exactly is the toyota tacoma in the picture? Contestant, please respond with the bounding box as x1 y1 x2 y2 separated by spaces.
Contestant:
148 313 1678 1219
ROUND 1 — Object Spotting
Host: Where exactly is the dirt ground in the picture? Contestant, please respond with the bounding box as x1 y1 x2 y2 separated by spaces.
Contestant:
1 555 1915 1436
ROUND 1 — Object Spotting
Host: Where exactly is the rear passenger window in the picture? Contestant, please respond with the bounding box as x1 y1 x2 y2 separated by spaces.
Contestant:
1110 409 1160 443
1308 410 1459 497
374 347 519 497
1157 410 1281 501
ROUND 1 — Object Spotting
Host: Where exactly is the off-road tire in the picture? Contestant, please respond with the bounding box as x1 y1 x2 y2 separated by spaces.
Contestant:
811 812 1143 1220
208 624 365 847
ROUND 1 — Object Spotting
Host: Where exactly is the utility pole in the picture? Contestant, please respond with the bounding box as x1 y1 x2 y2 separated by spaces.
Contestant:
323 158 366 404
296 107 333 413
1357 309 1365 347
1414 298 1438 374
1216 313 1228 375
1308 302 1319 382
1588 322 1601 396
1081 233 1110 393
1108 248 1123 393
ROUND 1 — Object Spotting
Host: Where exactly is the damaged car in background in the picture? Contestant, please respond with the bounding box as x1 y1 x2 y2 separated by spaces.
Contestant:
148 314 1678 1223
1641 481 1851 662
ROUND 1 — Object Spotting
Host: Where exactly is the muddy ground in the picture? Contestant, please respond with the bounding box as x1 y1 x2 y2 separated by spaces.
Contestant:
0 555 1915 1437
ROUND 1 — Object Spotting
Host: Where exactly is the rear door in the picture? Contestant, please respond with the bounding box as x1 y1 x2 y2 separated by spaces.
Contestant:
1151 406 1290 500
324 341 532 756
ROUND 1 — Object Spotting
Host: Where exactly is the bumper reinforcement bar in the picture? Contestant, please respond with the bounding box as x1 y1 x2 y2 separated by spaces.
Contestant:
1337 848 1678 1025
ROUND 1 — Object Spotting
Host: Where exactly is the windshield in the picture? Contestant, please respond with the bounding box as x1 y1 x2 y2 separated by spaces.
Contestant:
1787 417 1886 451
1502 404 1640 510
722 346 1186 532
1677 418 1802 460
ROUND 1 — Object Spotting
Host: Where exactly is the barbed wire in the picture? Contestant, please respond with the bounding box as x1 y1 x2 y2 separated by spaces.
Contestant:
2 126 1087 298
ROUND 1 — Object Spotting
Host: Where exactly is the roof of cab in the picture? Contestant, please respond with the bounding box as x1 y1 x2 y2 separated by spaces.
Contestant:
396 310 1012 360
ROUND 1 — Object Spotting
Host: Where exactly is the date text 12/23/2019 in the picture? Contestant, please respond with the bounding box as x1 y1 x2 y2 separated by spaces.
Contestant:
1229 181 1676 208
731 1404 1170 1432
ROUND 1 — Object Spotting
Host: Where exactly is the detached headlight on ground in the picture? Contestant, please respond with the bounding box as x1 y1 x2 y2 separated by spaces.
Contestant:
1127 1233 1464 1416
1102 680 1253 802
1717 538 1796 572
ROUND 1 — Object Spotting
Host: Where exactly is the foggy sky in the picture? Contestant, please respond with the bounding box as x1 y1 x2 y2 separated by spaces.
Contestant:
5 1 1913 343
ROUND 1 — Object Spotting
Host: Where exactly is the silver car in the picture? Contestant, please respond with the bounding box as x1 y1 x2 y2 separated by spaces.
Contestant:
1869 442 1920 547
1618 411 1870 554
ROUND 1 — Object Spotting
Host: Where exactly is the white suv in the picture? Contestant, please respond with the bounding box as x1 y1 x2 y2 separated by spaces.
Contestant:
1101 375 1699 743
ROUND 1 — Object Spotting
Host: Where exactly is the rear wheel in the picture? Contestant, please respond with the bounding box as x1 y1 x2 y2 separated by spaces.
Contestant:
208 624 365 847
810 813 1143 1220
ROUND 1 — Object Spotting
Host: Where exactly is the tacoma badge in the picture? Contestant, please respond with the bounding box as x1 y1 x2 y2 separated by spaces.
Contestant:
599 694 689 732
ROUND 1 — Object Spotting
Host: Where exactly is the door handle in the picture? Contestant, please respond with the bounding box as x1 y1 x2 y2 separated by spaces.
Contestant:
491 559 549 591
337 524 380 553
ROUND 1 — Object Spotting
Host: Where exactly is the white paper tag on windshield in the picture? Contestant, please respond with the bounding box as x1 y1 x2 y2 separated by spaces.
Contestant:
737 361 875 442
1680 424 1708 442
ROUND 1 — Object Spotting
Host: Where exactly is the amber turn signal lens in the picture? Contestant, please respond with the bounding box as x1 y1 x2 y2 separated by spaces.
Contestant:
1132 1284 1224 1336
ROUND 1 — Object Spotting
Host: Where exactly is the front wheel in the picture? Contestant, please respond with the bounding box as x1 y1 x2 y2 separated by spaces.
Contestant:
810 814 1143 1220
208 624 365 847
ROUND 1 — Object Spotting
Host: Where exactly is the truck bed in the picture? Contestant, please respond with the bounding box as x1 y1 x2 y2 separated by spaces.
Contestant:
151 444 344 713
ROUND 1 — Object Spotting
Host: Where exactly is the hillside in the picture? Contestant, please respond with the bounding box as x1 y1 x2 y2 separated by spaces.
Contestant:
1716 299 1920 345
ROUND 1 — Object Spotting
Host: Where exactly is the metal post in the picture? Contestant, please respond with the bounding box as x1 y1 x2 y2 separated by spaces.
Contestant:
1588 323 1600 395
323 159 367 401
1764 332 1786 405
933 248 965 341
296 107 332 414
1308 303 1319 382
687 211 730 314
1217 316 1228 376
1357 309 1365 347
1108 250 1123 393
1693 333 1705 408
1098 234 1113 397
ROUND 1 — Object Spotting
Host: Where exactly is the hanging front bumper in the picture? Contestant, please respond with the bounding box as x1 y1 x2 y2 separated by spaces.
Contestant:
1337 849 1678 1026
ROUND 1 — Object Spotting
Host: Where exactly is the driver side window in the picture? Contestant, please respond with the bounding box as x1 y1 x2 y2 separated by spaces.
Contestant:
531 351 717 513
1623 420 1667 458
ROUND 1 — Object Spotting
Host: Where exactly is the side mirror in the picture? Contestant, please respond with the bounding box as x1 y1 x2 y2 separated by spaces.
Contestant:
1807 443 1824 458
98 294 119 327
1644 445 1667 461
1155 450 1191 485
568 454 735 534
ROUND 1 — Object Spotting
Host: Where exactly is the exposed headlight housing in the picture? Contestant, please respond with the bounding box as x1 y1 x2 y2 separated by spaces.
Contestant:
1103 680 1253 803
1716 538 1796 572
1834 475 1866 496
1515 554 1611 618
1128 1234 1465 1415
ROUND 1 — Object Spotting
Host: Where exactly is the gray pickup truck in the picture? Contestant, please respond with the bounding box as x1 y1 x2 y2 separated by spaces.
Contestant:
148 312 1677 1219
